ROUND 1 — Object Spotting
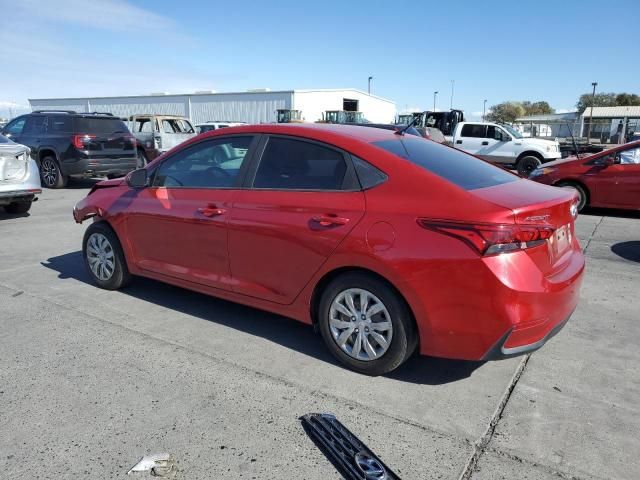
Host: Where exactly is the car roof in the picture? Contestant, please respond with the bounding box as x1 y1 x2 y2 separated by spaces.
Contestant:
211 123 399 142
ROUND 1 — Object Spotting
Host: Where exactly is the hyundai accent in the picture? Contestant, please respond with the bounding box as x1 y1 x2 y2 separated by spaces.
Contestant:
73 124 585 375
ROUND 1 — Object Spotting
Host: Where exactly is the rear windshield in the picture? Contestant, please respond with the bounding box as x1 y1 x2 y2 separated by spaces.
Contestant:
372 137 517 190
0 135 11 144
74 117 129 134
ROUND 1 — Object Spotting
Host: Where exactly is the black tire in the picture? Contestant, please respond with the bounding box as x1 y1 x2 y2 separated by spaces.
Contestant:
4 201 32 214
82 222 132 290
40 155 67 188
557 182 588 211
318 272 417 376
137 150 148 168
517 155 542 178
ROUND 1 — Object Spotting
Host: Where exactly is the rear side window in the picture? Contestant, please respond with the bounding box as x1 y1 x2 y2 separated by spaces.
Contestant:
48 116 72 133
352 156 387 189
75 117 128 134
372 137 517 190
253 137 347 190
461 124 486 138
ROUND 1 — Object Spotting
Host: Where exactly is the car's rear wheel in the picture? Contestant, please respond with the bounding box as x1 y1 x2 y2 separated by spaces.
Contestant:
40 156 67 188
4 201 32 214
557 182 588 211
82 222 132 290
517 156 542 178
318 272 416 375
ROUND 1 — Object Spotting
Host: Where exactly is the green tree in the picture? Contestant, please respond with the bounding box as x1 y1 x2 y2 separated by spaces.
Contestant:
575 92 618 113
615 93 640 106
486 100 554 123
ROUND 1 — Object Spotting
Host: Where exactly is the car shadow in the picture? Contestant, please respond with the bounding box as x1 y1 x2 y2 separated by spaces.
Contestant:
41 251 484 385
582 207 640 219
611 241 640 263
0 208 30 220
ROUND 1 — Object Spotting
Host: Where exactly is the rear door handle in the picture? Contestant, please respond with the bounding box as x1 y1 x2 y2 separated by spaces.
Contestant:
456 140 463 144
312 214 350 226
197 205 226 217
481 141 489 145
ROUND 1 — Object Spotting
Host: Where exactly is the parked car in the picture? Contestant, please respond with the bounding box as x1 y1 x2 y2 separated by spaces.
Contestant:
451 122 561 177
529 140 640 211
1 111 137 188
0 134 41 213
196 121 247 134
74 124 584 375
126 114 196 165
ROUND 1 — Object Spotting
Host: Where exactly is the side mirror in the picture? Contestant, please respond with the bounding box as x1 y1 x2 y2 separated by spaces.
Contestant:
126 168 148 188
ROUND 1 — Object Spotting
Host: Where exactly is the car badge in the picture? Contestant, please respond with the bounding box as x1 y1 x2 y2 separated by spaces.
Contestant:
570 203 578 218
355 452 387 480
524 214 550 222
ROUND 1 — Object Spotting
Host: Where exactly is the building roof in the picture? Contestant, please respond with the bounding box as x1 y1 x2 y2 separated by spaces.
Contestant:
580 106 640 118
29 88 394 104
515 112 579 123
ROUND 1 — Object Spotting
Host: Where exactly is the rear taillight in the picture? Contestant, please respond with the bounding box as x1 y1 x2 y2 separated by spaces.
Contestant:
72 134 96 149
418 219 555 256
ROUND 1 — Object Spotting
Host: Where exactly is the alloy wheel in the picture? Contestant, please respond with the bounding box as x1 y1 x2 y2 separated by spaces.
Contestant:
86 233 116 281
329 288 393 361
41 158 58 187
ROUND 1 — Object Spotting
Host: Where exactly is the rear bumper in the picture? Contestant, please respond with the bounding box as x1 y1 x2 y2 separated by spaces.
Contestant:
61 157 137 177
0 159 42 205
481 311 572 360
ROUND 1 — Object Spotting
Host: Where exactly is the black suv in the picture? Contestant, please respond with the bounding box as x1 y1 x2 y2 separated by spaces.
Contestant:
1 111 138 188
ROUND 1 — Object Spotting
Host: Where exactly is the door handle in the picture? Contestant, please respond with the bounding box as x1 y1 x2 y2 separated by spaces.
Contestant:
481 141 489 145
197 205 226 217
456 140 463 144
312 214 350 226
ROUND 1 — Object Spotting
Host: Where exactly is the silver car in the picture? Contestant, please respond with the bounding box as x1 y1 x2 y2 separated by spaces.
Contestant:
0 134 41 214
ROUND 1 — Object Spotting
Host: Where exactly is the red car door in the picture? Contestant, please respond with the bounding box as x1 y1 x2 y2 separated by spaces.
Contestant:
123 135 256 290
227 136 365 304
591 146 640 208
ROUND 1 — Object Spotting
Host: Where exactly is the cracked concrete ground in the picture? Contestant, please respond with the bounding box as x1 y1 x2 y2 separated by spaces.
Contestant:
1 183 638 479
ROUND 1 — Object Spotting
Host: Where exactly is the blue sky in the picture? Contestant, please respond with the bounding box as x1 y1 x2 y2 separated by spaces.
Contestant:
1 0 638 120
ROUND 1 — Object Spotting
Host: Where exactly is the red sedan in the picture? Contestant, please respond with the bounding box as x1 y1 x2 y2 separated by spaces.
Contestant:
529 140 640 211
73 124 584 375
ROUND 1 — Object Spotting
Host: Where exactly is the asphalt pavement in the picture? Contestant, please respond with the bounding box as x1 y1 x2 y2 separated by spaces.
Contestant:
1 181 638 479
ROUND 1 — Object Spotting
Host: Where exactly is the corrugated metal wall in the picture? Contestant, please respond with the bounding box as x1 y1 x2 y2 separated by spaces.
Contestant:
30 91 293 124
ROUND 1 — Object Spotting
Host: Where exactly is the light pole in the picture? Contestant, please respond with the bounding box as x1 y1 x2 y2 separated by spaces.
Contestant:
482 99 487 122
368 76 373 95
450 80 455 110
433 91 438 111
586 82 598 141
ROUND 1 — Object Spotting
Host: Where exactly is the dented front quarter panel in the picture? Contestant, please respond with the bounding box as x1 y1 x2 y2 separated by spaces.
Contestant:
73 179 130 224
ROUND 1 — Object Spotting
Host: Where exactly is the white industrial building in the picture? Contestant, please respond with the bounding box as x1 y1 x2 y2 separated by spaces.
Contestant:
29 89 396 125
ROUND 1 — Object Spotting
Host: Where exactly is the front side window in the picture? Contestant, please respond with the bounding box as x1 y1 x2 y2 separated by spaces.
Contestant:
618 146 640 164
152 136 253 188
162 119 177 133
461 124 486 138
4 117 26 135
486 126 507 141
253 137 347 190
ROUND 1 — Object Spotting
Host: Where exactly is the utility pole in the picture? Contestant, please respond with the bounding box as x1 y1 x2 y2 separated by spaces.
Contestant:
450 80 455 110
368 76 373 95
482 99 487 122
586 82 598 141
433 91 438 111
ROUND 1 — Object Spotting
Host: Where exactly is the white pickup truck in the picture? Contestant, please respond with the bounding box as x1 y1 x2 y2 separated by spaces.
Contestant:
451 122 561 177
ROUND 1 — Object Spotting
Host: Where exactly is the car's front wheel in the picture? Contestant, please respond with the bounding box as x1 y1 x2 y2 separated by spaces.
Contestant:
517 156 542 178
318 272 417 375
557 182 588 211
82 222 132 290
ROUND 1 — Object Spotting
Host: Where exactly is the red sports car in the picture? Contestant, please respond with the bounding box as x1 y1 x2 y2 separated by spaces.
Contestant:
529 140 640 211
73 124 584 375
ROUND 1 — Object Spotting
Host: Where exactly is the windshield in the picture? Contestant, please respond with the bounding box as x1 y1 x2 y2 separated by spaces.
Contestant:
502 124 523 139
372 137 517 190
